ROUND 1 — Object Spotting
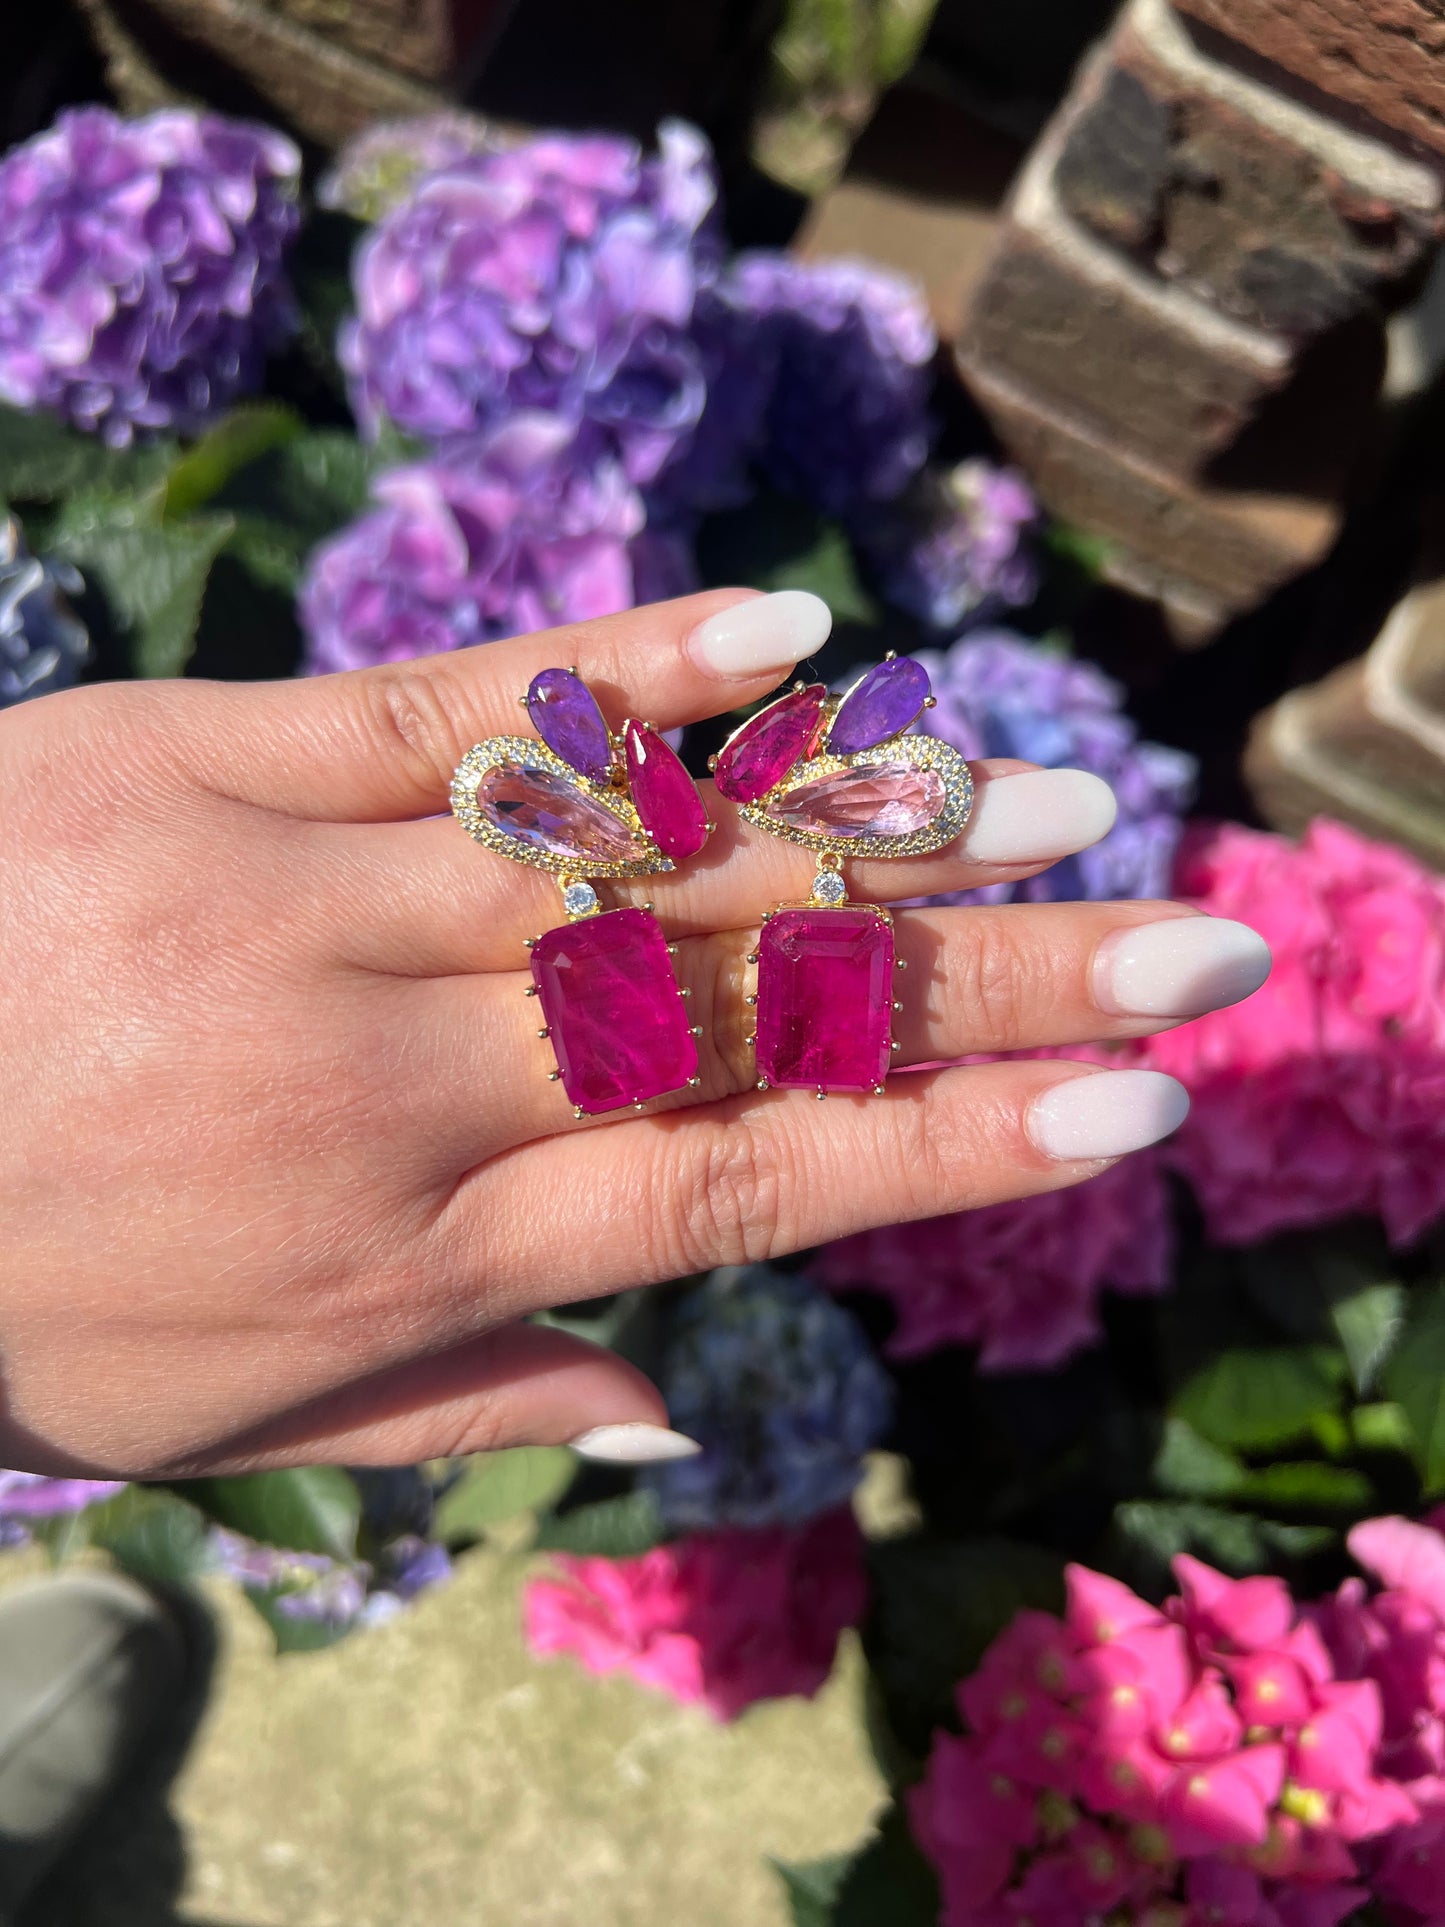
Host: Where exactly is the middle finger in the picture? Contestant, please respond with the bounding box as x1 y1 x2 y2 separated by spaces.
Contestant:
322 762 1119 977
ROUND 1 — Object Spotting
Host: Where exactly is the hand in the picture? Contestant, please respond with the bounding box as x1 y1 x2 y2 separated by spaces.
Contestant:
0 590 1267 1478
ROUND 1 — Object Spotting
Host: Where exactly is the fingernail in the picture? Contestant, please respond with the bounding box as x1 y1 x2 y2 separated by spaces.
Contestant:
958 769 1118 865
1095 916 1271 1019
687 591 832 679
568 1423 702 1464
1027 1069 1190 1162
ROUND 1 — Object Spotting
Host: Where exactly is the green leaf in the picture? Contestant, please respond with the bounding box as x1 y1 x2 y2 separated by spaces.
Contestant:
1352 1402 1416 1455
696 489 879 627
1172 1346 1344 1452
434 1447 576 1543
864 1535 1063 1763
832 1807 941 1927
0 403 175 507
772 1854 852 1927
1384 1281 1445 1493
86 1484 209 1587
183 1468 361 1561
1112 1501 1333 1581
1233 1461 1374 1515
47 495 234 678
532 1489 667 1559
1330 1280 1406 1396
210 429 382 564
162 403 303 520
242 1585 356 1655
1152 1418 1245 1499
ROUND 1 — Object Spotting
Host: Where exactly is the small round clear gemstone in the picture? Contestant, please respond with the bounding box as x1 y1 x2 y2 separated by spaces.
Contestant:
812 869 848 905
564 881 600 918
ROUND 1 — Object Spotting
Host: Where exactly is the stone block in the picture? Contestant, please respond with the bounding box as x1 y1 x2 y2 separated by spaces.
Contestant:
958 355 1342 631
1245 578 1445 864
1055 0 1443 335
1173 0 1445 164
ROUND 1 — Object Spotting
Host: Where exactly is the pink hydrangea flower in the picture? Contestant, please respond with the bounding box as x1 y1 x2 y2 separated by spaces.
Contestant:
522 1507 865 1720
812 1152 1172 1370
911 1555 1412 1925
1141 820 1445 1247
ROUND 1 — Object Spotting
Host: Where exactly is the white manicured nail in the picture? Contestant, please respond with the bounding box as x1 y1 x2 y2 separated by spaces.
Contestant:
1027 1069 1190 1162
1095 916 1271 1019
958 769 1118 865
568 1424 702 1464
687 591 832 679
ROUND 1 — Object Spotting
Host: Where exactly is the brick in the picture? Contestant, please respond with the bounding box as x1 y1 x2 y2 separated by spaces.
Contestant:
81 0 445 144
1174 0 1445 163
964 136 1296 475
1056 0 1443 336
253 0 507 84
1245 581 1445 865
957 354 1341 629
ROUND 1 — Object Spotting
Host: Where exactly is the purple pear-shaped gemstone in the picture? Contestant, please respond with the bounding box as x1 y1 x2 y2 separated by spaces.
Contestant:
476 761 652 864
765 760 946 838
714 686 827 804
527 668 614 780
625 721 709 860
827 657 931 756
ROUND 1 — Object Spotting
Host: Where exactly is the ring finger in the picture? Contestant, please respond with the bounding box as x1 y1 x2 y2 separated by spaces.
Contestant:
413 898 1270 1158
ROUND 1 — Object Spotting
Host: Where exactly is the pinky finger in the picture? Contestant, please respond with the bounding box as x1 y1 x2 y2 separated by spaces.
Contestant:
454 1061 1190 1314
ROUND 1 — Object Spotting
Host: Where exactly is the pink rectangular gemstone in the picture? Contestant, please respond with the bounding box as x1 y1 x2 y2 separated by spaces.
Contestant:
755 907 895 1092
531 907 697 1115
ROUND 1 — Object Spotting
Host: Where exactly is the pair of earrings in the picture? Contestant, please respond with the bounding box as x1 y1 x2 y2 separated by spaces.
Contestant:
449 655 973 1115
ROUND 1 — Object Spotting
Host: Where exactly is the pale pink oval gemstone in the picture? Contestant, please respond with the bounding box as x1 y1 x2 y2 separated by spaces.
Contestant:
476 761 651 863
764 760 946 839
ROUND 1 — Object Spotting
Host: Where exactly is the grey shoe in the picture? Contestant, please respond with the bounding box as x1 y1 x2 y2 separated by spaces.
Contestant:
0 1571 188 1916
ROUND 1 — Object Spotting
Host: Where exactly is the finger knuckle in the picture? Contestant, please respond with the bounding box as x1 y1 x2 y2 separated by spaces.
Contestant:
956 916 1056 1052
659 1118 783 1273
360 666 472 796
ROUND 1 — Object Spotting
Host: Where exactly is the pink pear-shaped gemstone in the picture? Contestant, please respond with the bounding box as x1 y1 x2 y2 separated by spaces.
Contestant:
713 685 827 804
624 721 708 860
764 759 946 839
476 760 652 864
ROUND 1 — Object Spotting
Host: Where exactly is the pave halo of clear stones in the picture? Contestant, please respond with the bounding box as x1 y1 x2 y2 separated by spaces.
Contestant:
450 735 673 881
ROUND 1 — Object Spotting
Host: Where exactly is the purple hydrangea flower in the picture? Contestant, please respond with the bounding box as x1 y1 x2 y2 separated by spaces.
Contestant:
299 415 696 674
209 1523 451 1633
317 112 495 223
0 1470 127 1523
339 121 720 486
0 107 300 446
0 514 88 706
858 459 1040 631
685 253 935 520
914 631 1196 906
642 1265 893 1532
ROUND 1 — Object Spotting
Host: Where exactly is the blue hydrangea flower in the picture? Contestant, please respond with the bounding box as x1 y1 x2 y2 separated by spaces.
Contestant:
858 460 1040 631
0 107 300 446
299 415 696 674
340 121 720 486
208 1524 451 1633
915 631 1197 907
682 253 935 521
643 1265 893 1531
0 515 88 706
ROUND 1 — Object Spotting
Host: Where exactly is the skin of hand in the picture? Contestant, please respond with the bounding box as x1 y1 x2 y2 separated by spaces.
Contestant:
0 588 1268 1479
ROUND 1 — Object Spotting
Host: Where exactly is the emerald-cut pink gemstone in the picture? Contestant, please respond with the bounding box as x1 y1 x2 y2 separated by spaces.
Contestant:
531 907 697 1114
755 907 895 1092
713 685 827 804
625 721 708 860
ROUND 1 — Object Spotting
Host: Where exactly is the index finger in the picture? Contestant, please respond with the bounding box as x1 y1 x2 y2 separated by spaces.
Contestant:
183 589 832 821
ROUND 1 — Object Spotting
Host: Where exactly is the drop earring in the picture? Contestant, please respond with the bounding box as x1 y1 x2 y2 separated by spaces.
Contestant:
711 654 972 1098
450 669 708 1117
